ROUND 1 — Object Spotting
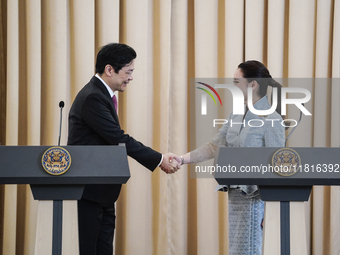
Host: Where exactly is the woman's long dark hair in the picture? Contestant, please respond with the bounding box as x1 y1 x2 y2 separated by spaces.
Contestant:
238 60 284 117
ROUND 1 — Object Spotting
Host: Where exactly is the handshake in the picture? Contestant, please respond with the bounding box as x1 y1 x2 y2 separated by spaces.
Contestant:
160 153 183 174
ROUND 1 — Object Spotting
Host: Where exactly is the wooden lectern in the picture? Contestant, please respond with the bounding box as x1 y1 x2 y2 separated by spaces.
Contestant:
214 146 340 255
0 145 130 255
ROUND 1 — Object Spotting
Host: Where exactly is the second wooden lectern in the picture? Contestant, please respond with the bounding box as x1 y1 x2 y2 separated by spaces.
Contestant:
214 146 340 255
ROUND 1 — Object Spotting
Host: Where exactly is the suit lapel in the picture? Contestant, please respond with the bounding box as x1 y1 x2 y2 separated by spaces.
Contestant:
91 76 120 126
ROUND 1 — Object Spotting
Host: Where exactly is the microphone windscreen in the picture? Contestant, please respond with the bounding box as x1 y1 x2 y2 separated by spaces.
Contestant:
59 101 65 108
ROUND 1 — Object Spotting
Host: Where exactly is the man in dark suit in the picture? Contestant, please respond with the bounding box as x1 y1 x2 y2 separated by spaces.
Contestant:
67 43 180 255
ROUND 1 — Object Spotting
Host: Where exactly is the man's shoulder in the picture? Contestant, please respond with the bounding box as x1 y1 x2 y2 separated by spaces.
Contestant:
71 77 107 108
85 76 101 89
79 76 106 95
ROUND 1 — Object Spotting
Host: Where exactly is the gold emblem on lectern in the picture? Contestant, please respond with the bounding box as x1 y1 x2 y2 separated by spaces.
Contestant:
272 148 301 177
42 147 71 175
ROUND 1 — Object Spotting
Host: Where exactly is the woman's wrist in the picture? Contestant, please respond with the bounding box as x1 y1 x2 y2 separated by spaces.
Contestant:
180 156 185 165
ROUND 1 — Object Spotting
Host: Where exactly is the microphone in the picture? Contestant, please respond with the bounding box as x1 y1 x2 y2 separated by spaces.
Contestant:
58 101 65 146
59 101 64 108
285 103 304 147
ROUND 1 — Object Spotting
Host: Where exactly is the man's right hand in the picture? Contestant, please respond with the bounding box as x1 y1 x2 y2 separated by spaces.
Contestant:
160 153 181 174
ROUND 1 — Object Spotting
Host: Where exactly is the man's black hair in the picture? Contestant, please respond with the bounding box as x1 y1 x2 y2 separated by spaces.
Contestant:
95 43 137 74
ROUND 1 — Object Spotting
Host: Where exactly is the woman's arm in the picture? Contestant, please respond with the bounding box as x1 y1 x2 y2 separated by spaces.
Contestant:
180 123 229 165
180 142 217 165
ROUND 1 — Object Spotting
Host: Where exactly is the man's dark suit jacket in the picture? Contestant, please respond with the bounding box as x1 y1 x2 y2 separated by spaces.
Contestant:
68 76 162 204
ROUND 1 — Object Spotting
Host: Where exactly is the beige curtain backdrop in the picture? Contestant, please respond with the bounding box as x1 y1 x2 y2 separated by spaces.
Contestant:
0 0 339 254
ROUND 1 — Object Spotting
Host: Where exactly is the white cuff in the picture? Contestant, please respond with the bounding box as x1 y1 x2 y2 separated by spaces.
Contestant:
157 154 164 168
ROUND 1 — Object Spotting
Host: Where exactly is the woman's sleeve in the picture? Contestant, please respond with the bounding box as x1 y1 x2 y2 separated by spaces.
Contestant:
189 122 229 164
264 119 285 147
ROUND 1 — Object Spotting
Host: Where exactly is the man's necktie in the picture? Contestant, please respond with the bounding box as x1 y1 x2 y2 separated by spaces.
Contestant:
112 95 118 111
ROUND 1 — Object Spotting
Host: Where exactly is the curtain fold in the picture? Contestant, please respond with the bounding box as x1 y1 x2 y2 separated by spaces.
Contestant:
0 0 6 250
1 0 339 254
0 0 6 145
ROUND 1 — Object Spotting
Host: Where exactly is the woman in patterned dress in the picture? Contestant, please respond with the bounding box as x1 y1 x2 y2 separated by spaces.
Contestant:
180 60 285 254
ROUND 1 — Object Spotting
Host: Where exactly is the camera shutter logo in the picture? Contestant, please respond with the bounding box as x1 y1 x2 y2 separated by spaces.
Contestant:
196 82 223 115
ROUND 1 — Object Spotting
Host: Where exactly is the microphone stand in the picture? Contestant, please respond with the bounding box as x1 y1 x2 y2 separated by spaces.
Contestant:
53 101 64 255
58 101 64 146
